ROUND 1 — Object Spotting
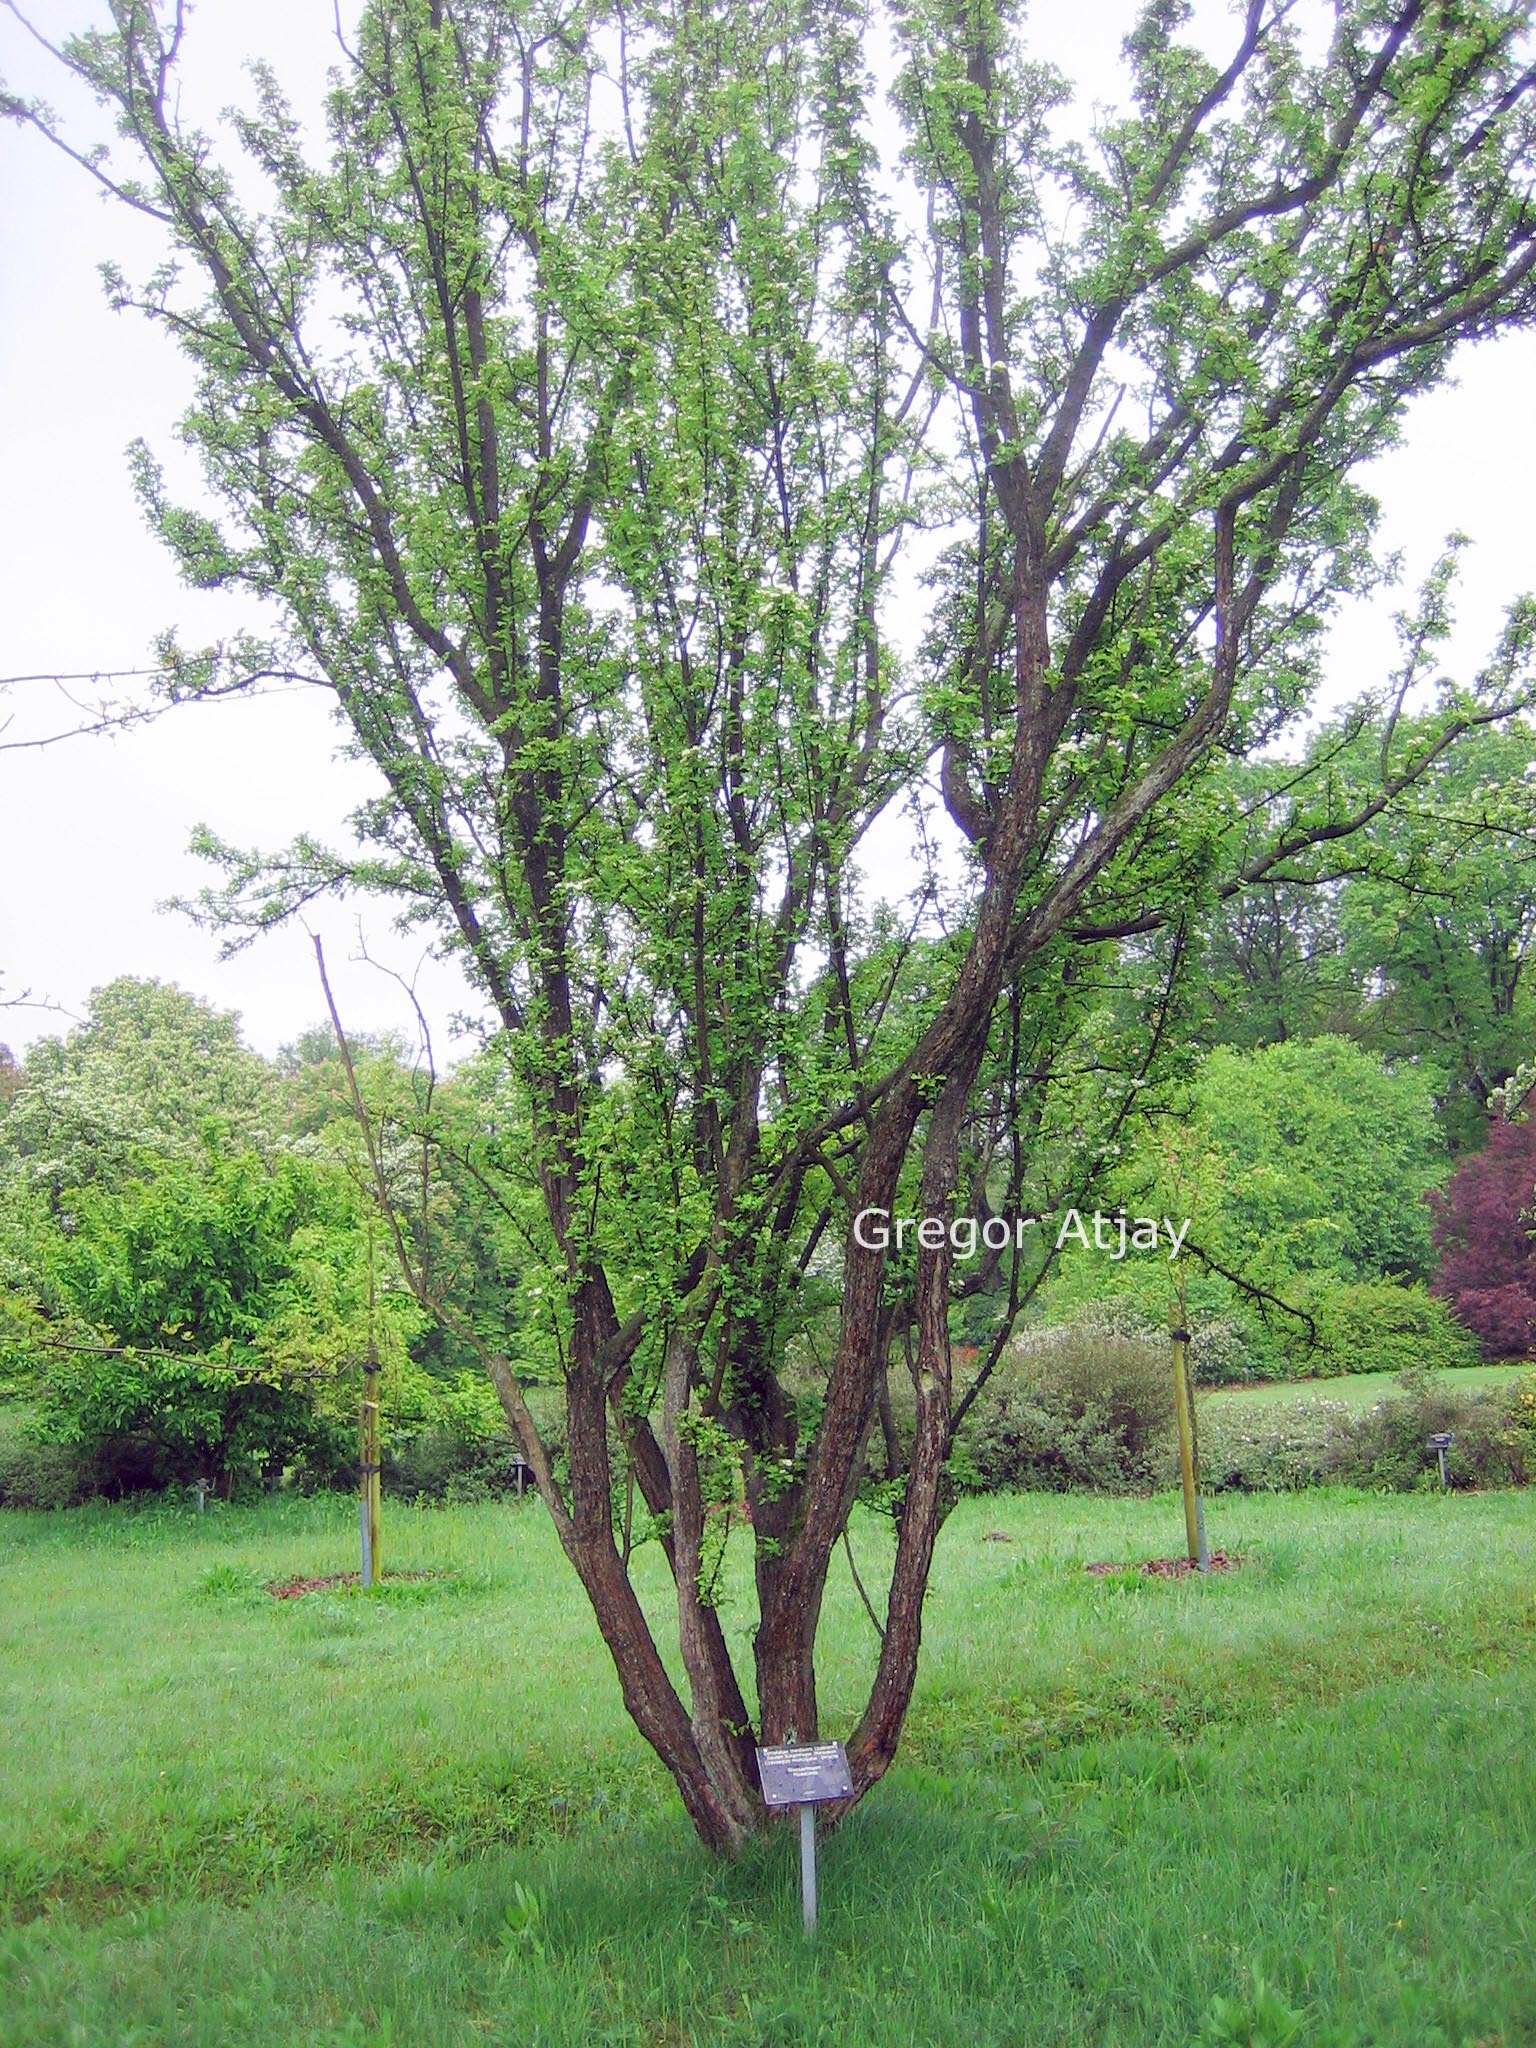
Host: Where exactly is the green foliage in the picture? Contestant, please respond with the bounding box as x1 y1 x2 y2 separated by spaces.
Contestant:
1343 1383 1528 1493
497 1878 548 1964
1044 1042 1458 1379
954 1339 1526 1497
277 1031 541 1385
382 1428 533 1506
0 1405 92 1510
1195 694 1536 1159
23 1150 401 1496
384 1379 563 1505
1295 1280 1480 1381
1199 1379 1528 1494
961 1326 1178 1494
1190 1040 1446 1284
1195 1974 1307 2048
1336 721 1536 1151
0 987 529 1503
1507 1372 1536 1467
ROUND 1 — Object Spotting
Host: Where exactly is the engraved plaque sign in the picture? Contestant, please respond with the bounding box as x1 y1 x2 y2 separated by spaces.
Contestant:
756 1741 854 1808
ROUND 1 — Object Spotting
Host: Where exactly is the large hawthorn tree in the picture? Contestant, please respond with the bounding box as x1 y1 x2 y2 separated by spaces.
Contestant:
6 0 1536 1851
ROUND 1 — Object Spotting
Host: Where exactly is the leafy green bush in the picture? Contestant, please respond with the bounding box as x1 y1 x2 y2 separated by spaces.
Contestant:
18 1151 410 1500
383 1426 536 1503
1197 1395 1360 1491
1182 1281 1478 1386
35 1340 355 1501
1339 1382 1524 1491
0 1405 95 1509
1186 1038 1446 1283
1508 1372 1536 1466
1199 1379 1527 1493
383 1382 564 1503
1298 1280 1479 1379
1182 1313 1252 1386
962 1325 1177 1494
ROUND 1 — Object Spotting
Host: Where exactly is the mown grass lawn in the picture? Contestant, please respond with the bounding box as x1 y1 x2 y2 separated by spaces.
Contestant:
1200 1362 1529 1415
1 1486 1533 2046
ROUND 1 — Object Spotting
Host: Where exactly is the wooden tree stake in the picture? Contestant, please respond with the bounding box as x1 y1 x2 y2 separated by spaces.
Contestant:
1170 1310 1208 1571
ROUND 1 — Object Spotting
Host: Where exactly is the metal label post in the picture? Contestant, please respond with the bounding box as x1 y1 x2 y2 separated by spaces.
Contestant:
1428 1430 1455 1491
757 1741 855 1937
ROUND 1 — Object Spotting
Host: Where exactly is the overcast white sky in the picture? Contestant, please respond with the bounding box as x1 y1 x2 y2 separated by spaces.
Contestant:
2 1 1533 1062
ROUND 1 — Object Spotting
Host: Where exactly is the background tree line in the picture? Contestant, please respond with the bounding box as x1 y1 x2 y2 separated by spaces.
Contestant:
7 694 1536 1520
0 978 537 1504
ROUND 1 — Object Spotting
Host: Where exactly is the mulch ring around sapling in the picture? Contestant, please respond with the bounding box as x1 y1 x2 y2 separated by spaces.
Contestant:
1083 1550 1240 1580
265 1570 453 1599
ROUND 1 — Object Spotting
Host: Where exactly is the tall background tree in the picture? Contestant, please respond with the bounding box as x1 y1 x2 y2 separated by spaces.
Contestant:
0 982 435 1499
5 0 1536 1851
1431 1117 1536 1355
1196 701 1536 1151
1 977 277 1199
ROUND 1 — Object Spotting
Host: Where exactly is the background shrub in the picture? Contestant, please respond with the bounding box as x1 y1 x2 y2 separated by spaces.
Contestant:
961 1325 1178 1494
1198 1378 1527 1493
1184 1313 1253 1386
382 1384 565 1504
1279 1280 1479 1380
0 1406 95 1510
383 1426 535 1503
1198 1396 1365 1492
0 1394 355 1508
1337 1382 1525 1490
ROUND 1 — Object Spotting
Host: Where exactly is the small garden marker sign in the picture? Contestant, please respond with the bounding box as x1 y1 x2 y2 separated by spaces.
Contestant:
757 1742 854 1935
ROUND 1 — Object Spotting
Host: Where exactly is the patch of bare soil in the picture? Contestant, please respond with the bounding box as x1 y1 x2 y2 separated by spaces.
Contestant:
1083 1550 1239 1579
265 1570 445 1598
